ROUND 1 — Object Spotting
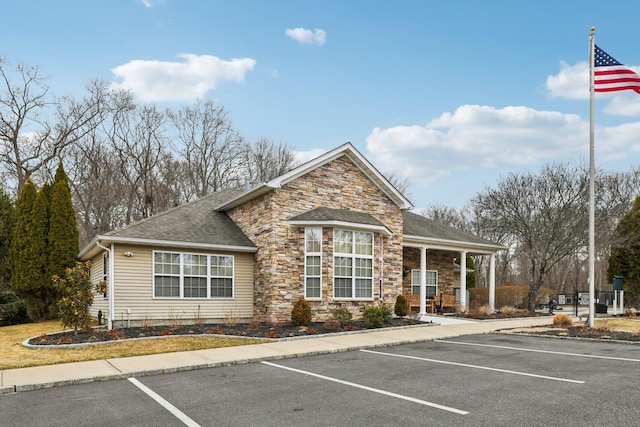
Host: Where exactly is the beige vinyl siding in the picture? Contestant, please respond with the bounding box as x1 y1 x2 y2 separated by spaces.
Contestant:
110 244 254 326
88 251 109 322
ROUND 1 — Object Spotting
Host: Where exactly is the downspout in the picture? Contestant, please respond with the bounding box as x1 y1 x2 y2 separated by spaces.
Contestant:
96 241 115 330
379 235 384 302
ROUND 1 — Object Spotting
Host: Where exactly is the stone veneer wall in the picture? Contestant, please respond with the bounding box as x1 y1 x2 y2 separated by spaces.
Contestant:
402 248 455 295
226 155 404 323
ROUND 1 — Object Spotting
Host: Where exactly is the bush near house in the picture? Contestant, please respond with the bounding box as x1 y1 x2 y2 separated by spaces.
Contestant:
291 299 312 326
363 305 392 328
331 308 353 326
52 261 94 335
394 294 409 317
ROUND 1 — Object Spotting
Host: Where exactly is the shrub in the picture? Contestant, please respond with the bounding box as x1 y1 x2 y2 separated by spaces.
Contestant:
324 318 341 332
52 261 94 335
332 308 353 326
363 305 392 328
500 305 516 317
552 313 573 327
468 304 493 318
0 290 28 326
291 299 312 326
394 295 409 317
468 285 555 309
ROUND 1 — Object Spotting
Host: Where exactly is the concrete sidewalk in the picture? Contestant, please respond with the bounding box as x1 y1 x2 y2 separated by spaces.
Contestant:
0 316 554 394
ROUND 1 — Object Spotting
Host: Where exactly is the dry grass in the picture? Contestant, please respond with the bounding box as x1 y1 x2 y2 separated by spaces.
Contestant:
552 313 573 327
0 320 264 370
595 318 640 333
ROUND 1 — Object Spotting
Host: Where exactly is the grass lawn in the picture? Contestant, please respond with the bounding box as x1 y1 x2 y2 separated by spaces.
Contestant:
595 317 640 333
0 321 263 371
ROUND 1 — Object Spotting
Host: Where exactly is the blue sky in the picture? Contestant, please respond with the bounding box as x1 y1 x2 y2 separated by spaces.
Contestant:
4 0 640 209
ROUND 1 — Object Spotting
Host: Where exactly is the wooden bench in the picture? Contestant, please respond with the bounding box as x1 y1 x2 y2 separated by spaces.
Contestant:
405 294 421 313
430 293 457 314
405 294 438 314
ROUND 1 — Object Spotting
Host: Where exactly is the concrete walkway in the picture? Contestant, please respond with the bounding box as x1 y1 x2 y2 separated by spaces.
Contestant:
0 316 554 394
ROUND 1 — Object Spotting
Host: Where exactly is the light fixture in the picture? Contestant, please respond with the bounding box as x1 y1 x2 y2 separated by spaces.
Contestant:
123 251 134 257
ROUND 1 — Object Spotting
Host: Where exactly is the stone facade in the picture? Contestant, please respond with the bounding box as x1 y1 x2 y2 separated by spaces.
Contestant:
227 155 404 323
402 248 455 295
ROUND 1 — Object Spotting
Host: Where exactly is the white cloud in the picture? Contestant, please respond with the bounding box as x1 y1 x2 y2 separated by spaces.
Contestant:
285 28 327 45
111 54 256 103
295 148 327 165
366 104 602 186
545 61 589 100
545 60 640 114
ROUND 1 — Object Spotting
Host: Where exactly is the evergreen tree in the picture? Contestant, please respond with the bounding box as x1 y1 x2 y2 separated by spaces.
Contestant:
0 189 15 290
608 195 640 306
48 163 79 281
11 180 39 319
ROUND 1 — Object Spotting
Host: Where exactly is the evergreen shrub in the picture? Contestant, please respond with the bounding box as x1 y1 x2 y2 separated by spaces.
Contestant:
291 299 312 326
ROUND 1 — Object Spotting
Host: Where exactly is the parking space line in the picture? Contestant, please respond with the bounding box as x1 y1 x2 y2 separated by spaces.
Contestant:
434 340 640 362
360 349 584 384
128 378 201 427
261 361 468 415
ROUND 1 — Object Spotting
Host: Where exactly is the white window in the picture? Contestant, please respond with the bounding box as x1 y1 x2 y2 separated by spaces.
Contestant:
334 229 373 299
411 269 437 298
153 251 234 299
304 227 322 299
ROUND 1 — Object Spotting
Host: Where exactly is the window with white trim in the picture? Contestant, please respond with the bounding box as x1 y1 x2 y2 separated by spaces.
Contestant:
304 227 322 299
411 269 437 298
153 251 234 298
334 229 373 299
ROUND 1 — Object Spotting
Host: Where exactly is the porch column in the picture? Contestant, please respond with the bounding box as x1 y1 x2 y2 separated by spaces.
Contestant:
419 246 427 316
489 254 496 312
459 251 467 312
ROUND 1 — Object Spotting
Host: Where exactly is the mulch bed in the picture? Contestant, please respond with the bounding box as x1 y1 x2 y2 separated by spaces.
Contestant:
509 325 640 342
28 318 425 346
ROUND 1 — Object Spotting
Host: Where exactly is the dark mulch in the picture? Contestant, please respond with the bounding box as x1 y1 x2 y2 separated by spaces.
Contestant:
28 318 425 346
512 325 640 342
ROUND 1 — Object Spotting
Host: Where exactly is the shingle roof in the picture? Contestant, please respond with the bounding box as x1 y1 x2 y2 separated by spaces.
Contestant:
103 189 255 248
289 207 386 227
403 211 502 249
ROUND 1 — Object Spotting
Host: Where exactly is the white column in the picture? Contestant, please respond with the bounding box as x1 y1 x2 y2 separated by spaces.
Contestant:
489 254 496 312
419 246 427 316
459 251 467 312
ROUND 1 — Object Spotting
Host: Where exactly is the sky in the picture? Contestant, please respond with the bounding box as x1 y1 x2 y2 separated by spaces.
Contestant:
4 0 640 210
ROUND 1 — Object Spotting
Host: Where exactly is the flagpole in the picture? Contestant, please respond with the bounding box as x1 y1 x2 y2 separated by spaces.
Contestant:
588 27 596 328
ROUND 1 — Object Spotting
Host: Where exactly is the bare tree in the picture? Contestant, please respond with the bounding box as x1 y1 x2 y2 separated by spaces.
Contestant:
0 58 108 192
169 99 246 197
110 102 169 222
383 169 413 203
244 138 296 184
471 163 590 310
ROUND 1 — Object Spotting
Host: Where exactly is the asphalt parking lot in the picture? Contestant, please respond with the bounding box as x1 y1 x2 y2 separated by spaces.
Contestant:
1 334 639 426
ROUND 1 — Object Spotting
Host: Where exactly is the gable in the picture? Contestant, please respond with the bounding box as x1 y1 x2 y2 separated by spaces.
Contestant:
216 142 413 211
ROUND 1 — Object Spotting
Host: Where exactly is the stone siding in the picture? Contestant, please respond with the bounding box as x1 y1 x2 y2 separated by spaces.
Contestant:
227 155 404 323
402 248 455 295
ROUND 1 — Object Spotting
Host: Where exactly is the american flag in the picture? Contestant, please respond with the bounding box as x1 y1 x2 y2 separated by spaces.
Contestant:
594 45 640 94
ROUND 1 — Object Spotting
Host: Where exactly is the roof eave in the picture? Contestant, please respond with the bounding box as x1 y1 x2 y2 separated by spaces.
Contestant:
402 234 507 254
289 219 393 237
79 235 257 260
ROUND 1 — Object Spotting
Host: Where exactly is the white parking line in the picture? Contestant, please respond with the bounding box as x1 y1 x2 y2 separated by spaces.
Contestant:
128 378 201 427
261 361 468 415
360 349 584 384
434 340 640 362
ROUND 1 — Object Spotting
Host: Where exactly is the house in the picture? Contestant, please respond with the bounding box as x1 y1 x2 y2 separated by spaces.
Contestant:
79 143 504 329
